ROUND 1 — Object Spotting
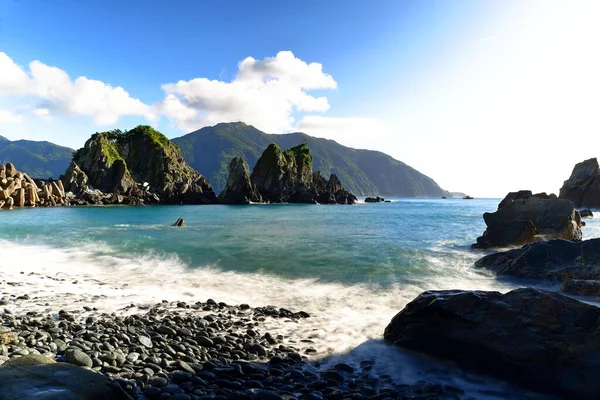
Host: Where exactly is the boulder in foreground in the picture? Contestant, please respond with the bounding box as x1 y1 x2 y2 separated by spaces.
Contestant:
384 288 600 399
474 238 600 281
0 355 132 400
473 190 582 249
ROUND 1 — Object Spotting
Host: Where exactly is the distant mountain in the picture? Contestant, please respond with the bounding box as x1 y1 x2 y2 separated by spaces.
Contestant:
172 122 448 197
0 135 73 179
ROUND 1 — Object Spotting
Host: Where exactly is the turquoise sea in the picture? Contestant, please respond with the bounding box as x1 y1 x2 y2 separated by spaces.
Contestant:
1 198 598 399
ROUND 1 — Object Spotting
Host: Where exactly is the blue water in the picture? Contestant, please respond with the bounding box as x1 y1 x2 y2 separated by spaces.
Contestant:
0 199 504 285
1 198 597 399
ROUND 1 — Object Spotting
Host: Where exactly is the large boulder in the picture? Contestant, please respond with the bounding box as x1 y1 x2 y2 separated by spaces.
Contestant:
559 158 600 208
218 157 262 205
250 142 356 204
474 238 600 280
72 126 216 204
0 355 132 399
384 288 600 399
473 190 582 249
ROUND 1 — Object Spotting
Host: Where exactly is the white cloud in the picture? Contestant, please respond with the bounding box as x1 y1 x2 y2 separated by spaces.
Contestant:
0 52 154 125
159 51 336 133
295 116 388 149
0 109 22 123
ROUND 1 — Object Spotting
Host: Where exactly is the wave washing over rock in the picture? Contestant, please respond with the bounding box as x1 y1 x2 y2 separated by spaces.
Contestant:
0 235 564 400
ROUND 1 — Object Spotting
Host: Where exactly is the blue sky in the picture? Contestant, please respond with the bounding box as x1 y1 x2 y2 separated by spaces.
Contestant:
1 0 599 197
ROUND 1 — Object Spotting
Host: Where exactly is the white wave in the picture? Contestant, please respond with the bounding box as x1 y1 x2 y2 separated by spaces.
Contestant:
0 238 552 398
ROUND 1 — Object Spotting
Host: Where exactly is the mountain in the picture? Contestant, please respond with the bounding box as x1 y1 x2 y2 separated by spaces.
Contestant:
172 122 448 197
0 135 73 179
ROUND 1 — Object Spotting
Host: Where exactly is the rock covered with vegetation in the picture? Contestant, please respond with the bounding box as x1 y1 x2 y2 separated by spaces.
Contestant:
0 162 68 210
63 126 216 205
384 287 600 399
473 190 582 249
217 157 262 205
219 142 357 204
559 157 600 208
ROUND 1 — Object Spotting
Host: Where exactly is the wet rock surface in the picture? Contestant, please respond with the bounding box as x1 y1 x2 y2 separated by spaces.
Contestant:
474 238 600 281
384 287 600 400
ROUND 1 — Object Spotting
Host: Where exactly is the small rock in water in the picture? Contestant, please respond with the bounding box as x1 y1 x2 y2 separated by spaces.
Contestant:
172 218 185 227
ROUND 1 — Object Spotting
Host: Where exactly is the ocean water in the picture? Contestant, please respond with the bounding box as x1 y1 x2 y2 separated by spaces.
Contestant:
1 198 598 399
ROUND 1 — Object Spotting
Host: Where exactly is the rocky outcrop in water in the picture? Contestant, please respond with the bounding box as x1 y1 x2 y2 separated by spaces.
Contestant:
384 288 600 399
220 142 356 205
474 238 600 281
473 190 582 249
217 157 262 205
0 162 69 210
65 126 216 205
559 158 600 208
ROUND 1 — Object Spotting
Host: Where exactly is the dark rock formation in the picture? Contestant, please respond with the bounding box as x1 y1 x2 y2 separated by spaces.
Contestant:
474 238 600 281
66 126 216 205
0 355 132 399
172 218 185 227
580 209 594 218
365 196 386 203
61 161 89 196
384 288 600 399
239 142 356 204
473 190 582 249
561 279 600 296
559 158 600 208
218 157 262 205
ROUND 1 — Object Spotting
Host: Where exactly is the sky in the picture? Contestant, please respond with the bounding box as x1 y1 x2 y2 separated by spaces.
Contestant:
1 0 599 197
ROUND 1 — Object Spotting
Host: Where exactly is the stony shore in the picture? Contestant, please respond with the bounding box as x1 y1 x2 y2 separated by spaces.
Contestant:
0 292 468 400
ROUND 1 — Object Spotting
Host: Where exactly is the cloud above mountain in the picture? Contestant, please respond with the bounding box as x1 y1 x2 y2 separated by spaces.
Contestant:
0 53 154 124
0 51 383 147
158 51 336 133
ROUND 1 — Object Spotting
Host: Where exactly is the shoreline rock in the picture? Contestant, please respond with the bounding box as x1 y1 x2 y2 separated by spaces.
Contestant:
559 158 600 208
473 190 582 249
474 238 600 281
384 287 600 400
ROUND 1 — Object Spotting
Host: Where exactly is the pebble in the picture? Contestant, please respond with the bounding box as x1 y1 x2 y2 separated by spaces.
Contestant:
0 298 467 400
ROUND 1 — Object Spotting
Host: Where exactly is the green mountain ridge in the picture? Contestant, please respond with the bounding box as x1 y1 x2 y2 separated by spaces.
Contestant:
172 122 450 197
0 136 73 179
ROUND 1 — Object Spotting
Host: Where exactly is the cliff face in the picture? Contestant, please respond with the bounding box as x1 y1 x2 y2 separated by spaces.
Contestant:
221 142 356 204
251 143 313 203
218 157 262 205
559 158 600 208
67 126 215 204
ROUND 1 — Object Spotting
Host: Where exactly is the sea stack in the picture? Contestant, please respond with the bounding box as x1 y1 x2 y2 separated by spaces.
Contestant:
218 142 357 204
62 125 216 205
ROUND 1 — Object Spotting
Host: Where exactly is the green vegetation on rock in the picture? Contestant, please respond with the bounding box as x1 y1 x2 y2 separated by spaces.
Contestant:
71 125 215 203
172 122 448 197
